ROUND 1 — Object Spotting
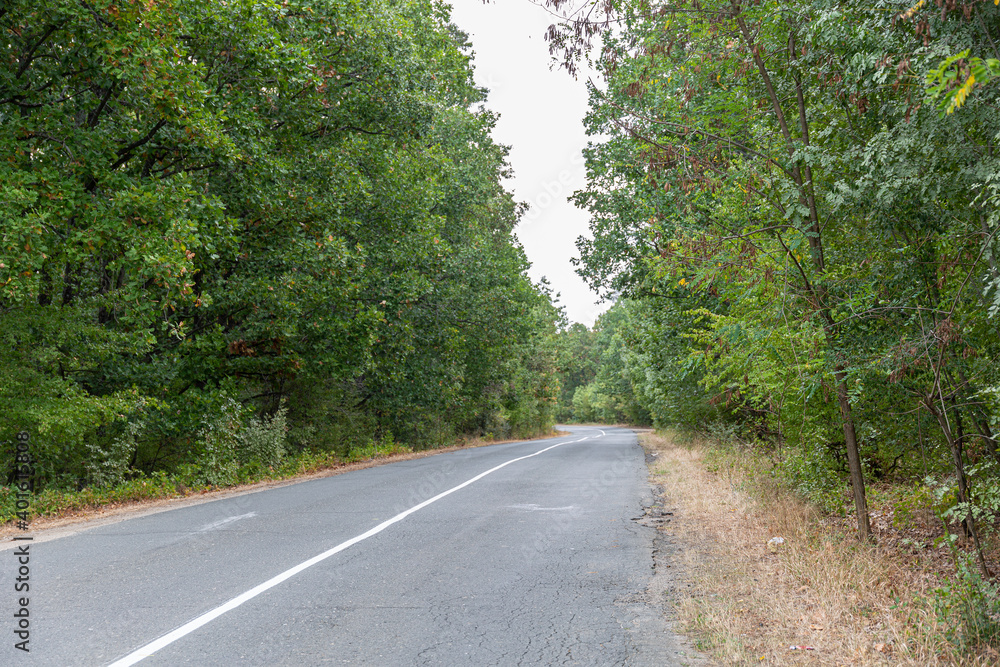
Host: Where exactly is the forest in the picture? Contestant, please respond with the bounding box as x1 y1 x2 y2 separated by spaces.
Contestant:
545 0 1000 653
6 0 1000 655
0 0 562 500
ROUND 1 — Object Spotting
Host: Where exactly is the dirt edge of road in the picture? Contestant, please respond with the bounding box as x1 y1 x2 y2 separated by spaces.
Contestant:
630 443 717 666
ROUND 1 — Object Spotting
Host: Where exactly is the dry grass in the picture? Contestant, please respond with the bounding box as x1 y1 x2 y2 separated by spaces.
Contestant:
642 430 999 667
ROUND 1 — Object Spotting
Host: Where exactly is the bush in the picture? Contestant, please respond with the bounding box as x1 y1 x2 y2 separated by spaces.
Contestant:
345 437 412 463
84 419 142 489
933 553 1000 652
185 396 244 487
775 442 848 515
284 379 376 456
236 405 288 469
890 481 941 529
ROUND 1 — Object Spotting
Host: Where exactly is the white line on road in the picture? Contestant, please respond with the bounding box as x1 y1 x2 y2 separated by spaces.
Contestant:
196 512 257 533
508 504 577 512
107 436 591 667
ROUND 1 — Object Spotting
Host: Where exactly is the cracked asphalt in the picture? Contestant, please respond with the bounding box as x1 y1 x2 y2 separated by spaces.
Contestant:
0 426 698 666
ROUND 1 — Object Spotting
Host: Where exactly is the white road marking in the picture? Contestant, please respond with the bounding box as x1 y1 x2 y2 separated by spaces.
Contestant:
107 436 590 667
196 512 256 533
508 504 576 512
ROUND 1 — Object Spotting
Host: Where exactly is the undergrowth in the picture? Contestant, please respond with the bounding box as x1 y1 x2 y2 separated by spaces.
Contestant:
0 441 406 525
646 429 1000 666
0 427 553 526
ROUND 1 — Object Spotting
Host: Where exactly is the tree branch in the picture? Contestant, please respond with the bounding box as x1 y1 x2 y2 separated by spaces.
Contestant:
110 119 167 170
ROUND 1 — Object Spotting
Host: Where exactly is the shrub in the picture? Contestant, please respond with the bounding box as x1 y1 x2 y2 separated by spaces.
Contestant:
186 396 244 487
236 405 288 469
345 437 412 463
775 441 847 515
933 553 1000 652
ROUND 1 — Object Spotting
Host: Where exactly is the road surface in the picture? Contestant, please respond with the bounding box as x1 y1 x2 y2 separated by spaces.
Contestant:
1 426 692 665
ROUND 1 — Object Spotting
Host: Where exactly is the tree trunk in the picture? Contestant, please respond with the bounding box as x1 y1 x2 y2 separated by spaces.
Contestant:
733 4 872 539
955 369 1000 462
835 370 871 541
926 397 991 579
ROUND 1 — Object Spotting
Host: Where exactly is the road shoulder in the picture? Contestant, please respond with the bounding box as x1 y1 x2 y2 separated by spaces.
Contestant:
1 430 571 549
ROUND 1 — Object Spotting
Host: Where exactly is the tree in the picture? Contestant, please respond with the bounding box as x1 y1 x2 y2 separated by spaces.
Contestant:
546 0 1000 549
1 0 561 487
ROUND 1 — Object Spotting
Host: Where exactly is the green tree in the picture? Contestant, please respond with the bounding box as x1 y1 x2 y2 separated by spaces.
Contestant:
1 0 562 487
546 0 1000 549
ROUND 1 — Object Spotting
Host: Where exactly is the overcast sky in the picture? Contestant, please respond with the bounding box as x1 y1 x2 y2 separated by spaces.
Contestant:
447 0 608 327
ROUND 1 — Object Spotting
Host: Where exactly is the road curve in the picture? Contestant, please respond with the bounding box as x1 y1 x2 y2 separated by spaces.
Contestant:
1 426 687 666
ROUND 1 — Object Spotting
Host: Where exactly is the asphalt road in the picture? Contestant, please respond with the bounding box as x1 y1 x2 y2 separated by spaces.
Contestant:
1 426 687 666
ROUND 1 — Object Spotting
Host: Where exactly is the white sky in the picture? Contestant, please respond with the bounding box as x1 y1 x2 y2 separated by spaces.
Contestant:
447 0 608 327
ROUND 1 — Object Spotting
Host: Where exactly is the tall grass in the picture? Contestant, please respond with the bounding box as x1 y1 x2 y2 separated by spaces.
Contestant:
642 431 1000 666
